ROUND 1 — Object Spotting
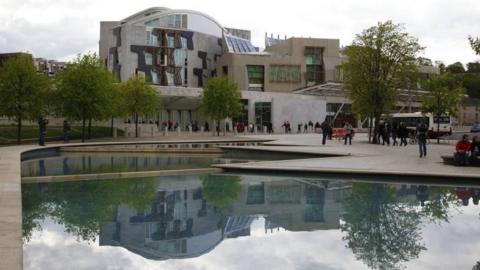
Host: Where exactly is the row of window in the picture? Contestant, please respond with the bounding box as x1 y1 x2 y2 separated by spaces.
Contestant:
144 14 188 29
248 64 319 86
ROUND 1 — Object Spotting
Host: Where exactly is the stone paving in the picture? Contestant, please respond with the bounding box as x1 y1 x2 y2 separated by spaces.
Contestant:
217 133 480 178
0 133 479 270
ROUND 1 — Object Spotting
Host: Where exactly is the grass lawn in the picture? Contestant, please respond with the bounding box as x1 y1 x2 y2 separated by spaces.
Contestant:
0 125 124 144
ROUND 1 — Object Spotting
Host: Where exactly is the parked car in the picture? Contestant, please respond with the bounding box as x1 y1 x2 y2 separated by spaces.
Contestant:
471 123 480 133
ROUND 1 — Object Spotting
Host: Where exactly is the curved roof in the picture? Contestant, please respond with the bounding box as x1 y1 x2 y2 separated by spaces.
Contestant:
122 7 226 33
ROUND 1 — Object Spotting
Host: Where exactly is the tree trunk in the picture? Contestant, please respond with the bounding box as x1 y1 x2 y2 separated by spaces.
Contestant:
135 113 138 138
368 117 373 143
217 119 220 136
87 118 92 139
82 112 86 143
437 114 441 144
17 116 22 145
372 116 380 144
111 117 114 137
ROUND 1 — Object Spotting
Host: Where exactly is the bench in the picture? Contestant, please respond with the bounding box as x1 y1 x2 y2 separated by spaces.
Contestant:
441 154 480 166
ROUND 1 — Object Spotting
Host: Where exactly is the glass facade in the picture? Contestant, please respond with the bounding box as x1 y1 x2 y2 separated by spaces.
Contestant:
269 65 301 83
254 102 271 127
247 65 264 91
305 47 324 84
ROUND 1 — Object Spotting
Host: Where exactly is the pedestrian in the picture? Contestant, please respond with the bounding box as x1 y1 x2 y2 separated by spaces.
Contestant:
204 121 209 132
320 119 330 145
298 123 302 133
454 134 471 166
399 122 408 146
391 122 398 146
384 121 392 146
38 117 48 146
304 123 308 133
378 119 386 144
63 120 71 143
344 122 353 145
471 136 480 164
416 121 428 158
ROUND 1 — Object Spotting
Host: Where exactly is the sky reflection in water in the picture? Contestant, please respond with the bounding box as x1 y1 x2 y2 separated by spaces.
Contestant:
22 174 480 270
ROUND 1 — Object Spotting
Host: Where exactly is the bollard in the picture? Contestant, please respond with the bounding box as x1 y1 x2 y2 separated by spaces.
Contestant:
113 128 117 138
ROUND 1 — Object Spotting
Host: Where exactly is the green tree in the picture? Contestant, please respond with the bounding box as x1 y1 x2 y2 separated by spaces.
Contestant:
467 62 480 73
469 36 480 55
341 183 425 270
201 174 241 210
341 21 423 143
200 76 242 136
446 62 465 73
421 73 465 144
0 54 51 144
54 53 117 142
458 73 480 99
120 75 160 138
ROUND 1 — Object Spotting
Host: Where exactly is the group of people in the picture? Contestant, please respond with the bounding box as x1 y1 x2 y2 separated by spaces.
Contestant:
377 119 411 147
37 117 71 146
454 134 480 166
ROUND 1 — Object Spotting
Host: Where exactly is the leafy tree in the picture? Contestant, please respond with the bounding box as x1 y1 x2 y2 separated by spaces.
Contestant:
341 183 425 270
200 76 242 136
417 57 433 66
420 186 461 223
54 53 117 142
120 75 160 137
469 36 480 55
467 62 480 73
445 62 466 73
436 61 446 74
341 21 423 143
0 54 51 144
421 73 465 143
458 73 480 99
201 174 241 210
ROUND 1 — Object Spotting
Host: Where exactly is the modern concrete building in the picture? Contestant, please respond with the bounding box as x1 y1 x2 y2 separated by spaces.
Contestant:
99 7 440 134
99 7 330 133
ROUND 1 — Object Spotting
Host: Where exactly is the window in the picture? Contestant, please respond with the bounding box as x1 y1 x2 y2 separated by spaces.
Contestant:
145 52 153 65
270 65 301 83
255 102 271 127
305 47 324 84
247 65 264 91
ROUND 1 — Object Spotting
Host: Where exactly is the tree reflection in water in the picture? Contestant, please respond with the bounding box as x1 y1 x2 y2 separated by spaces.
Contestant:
340 182 460 270
201 174 242 210
22 177 159 241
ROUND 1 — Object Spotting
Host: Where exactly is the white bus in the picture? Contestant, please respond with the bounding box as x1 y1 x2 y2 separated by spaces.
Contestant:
390 112 452 138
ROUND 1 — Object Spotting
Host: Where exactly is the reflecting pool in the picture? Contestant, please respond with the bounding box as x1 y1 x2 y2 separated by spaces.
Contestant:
22 174 480 270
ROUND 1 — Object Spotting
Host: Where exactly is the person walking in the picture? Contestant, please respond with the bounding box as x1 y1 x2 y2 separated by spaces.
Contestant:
344 122 353 145
391 122 399 146
63 120 71 143
384 121 392 146
320 119 330 145
38 117 48 146
378 119 386 144
416 121 428 158
398 122 408 146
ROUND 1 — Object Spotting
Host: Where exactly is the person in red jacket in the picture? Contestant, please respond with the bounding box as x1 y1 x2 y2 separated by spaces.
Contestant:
454 134 471 166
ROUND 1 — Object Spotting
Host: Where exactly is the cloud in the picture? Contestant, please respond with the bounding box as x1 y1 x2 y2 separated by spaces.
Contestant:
1 0 480 64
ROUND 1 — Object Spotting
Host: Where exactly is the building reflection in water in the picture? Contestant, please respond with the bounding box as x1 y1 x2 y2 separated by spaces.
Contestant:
98 176 352 260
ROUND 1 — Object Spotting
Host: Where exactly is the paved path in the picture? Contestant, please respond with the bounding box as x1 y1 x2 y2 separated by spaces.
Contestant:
217 133 480 179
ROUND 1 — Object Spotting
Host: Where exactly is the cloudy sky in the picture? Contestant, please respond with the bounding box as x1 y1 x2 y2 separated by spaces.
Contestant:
1 0 480 65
